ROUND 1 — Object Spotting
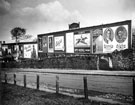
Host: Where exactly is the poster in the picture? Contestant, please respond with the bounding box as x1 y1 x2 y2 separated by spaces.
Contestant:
74 33 90 47
103 25 128 53
24 44 38 59
115 25 128 51
66 32 74 53
92 29 103 54
42 36 48 53
103 27 115 53
74 32 91 53
54 36 64 51
48 35 54 53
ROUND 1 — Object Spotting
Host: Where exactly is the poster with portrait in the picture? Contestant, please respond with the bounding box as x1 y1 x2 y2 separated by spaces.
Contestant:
24 44 38 59
115 25 128 51
66 32 74 53
92 29 103 54
103 27 115 53
74 32 91 53
103 25 128 53
42 36 48 53
54 36 64 51
48 35 54 53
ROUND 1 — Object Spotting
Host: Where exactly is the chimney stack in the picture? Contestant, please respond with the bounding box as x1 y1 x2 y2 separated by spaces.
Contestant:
69 22 80 30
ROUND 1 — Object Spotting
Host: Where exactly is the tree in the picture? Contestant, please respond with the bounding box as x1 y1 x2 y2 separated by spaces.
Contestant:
10 27 32 61
11 27 26 43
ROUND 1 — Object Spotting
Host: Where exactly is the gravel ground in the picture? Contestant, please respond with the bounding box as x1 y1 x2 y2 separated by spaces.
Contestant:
1 83 121 105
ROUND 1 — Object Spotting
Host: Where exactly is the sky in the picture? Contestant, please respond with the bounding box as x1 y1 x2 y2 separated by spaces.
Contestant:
0 0 135 43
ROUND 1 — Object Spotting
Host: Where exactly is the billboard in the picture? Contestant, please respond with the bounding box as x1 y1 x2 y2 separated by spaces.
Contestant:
66 32 74 53
74 32 91 53
103 25 128 53
48 35 54 53
24 44 38 59
54 36 65 52
38 20 131 56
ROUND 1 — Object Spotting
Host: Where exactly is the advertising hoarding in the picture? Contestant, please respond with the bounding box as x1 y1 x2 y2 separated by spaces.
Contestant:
74 32 91 53
54 36 65 51
48 35 54 53
66 32 74 53
37 20 131 56
24 44 38 59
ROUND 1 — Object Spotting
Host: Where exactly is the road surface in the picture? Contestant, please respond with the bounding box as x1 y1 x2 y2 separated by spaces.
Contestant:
1 68 134 96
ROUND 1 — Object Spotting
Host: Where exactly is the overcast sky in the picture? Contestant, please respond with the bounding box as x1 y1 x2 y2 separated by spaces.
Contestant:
0 0 135 43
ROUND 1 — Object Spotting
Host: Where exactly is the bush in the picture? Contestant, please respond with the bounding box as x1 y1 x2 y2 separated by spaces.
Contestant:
1 49 134 71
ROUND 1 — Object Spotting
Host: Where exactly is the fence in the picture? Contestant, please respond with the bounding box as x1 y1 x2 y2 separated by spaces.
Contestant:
2 73 135 104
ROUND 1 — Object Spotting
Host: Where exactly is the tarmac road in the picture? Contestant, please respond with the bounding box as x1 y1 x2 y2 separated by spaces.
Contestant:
1 68 135 96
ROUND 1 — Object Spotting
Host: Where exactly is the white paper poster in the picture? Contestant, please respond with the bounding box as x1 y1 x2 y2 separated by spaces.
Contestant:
24 44 37 58
66 32 74 53
54 36 64 51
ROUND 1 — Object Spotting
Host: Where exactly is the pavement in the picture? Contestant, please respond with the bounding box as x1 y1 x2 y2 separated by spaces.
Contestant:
2 68 135 77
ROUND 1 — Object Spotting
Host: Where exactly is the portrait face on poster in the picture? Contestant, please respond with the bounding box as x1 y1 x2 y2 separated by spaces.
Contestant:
115 26 127 43
104 28 114 44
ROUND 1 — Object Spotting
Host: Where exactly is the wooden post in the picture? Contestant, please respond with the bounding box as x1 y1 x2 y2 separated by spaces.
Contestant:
133 78 135 105
83 76 88 99
24 75 26 88
0 73 1 105
5 74 7 84
56 75 59 94
14 74 16 85
97 55 99 70
37 75 39 90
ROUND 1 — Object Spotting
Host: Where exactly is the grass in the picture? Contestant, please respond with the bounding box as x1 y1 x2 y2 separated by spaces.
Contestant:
1 83 120 105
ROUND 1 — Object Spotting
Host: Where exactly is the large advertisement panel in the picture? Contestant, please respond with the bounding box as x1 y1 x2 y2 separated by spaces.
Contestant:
103 25 128 53
66 32 74 53
48 35 54 53
42 36 48 53
92 29 103 54
54 36 65 52
24 44 38 59
74 32 91 53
